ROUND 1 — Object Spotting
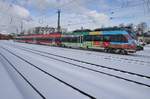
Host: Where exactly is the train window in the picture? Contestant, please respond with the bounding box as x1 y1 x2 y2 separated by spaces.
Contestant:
61 37 64 42
127 30 137 40
83 35 103 41
37 38 41 41
103 35 110 42
61 37 69 42
61 37 78 43
61 37 67 42
69 37 77 43
55 38 61 42
119 35 127 42
110 35 128 43
93 35 103 41
49 38 52 41
83 35 93 41
36 38 40 41
46 38 49 41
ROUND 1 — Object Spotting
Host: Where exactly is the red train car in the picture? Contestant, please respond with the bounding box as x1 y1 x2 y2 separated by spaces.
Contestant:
0 34 13 40
15 33 62 46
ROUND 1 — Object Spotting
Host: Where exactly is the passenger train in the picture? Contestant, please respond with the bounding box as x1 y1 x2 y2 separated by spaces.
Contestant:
14 28 142 55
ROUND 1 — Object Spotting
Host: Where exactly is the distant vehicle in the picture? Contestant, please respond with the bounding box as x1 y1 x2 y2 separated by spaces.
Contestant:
135 40 144 51
14 28 142 55
138 39 146 46
138 33 150 44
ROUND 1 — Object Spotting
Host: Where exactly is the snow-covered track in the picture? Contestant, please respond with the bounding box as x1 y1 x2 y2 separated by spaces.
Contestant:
5 42 150 64
8 45 150 78
2 45 150 88
0 53 46 99
0 47 96 99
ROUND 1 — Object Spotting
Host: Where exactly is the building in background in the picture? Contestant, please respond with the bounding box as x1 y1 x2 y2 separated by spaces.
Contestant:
21 26 67 35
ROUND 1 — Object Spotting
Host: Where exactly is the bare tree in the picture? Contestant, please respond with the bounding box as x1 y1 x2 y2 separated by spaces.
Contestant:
137 22 148 35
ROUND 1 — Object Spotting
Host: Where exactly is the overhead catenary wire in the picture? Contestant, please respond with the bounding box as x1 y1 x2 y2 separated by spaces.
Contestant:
36 0 77 25
60 0 146 27
2 0 149 32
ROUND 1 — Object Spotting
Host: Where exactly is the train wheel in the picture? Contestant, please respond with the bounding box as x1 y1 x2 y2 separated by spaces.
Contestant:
62 45 65 47
86 46 89 49
121 49 128 55
104 48 108 53
114 49 120 54
109 48 114 53
107 49 111 53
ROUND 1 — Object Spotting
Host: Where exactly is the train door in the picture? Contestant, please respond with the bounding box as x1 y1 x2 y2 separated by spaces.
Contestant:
33 38 36 43
79 36 83 47
52 38 55 45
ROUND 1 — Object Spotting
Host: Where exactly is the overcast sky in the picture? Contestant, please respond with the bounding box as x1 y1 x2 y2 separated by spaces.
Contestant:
0 0 150 34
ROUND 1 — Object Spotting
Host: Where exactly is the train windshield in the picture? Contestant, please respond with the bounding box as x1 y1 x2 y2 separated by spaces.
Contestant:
127 30 137 40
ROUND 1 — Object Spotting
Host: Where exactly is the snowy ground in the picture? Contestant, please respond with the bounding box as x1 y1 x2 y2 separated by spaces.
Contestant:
0 40 150 99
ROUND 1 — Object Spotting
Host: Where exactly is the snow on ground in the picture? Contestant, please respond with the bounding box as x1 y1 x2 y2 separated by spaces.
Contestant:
0 58 24 99
0 40 150 99
7 41 150 76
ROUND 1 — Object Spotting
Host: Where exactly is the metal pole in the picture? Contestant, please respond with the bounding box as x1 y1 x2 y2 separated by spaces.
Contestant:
20 20 23 34
57 9 61 32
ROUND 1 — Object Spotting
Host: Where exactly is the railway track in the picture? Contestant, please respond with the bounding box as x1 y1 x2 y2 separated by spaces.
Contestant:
61 47 150 65
4 41 150 65
36 42 150 64
0 47 96 99
7 44 150 78
13 42 150 65
99 54 150 65
0 53 46 99
63 46 150 64
1 45 150 89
